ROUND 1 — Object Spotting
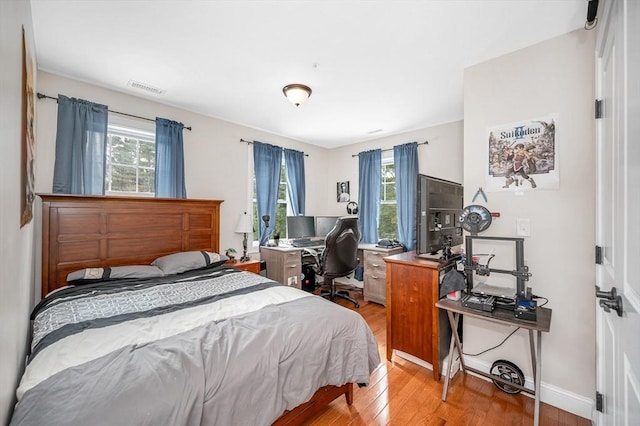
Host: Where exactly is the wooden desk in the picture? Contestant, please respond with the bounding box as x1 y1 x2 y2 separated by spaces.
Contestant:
384 251 455 381
436 298 552 426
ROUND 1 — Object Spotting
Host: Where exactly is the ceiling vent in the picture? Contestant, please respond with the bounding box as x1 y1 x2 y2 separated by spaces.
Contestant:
127 80 165 95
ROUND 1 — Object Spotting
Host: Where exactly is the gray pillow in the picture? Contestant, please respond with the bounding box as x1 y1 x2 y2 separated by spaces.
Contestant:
67 265 164 284
151 251 228 275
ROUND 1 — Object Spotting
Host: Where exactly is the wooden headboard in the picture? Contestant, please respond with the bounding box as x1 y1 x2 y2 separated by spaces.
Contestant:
40 194 223 297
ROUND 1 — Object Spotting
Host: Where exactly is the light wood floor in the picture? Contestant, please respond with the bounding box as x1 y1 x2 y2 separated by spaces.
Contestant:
303 291 591 426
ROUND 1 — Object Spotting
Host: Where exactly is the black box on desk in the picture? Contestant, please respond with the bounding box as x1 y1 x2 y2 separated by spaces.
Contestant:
462 294 496 312
514 297 537 321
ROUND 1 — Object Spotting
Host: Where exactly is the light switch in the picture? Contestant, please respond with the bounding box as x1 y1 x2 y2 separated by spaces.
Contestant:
517 218 531 237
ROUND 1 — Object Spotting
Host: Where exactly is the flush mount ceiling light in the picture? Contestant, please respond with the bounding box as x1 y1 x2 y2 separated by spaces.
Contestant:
282 84 312 106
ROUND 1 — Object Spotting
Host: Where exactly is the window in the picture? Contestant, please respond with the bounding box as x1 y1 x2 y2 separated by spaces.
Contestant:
379 153 398 239
105 120 155 196
252 156 288 241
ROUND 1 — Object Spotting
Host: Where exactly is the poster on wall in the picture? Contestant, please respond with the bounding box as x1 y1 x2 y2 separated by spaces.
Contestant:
337 181 350 202
20 25 36 227
485 114 559 193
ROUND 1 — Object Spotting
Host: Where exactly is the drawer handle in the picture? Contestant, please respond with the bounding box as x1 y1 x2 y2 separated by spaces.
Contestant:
371 263 381 267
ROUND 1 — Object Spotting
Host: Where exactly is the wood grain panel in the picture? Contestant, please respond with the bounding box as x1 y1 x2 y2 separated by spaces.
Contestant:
388 264 434 360
57 211 101 234
188 213 214 229
108 213 183 233
106 235 183 259
57 241 101 262
188 234 216 249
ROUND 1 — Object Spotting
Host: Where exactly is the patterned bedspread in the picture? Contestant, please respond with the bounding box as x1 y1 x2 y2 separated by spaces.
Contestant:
11 265 380 426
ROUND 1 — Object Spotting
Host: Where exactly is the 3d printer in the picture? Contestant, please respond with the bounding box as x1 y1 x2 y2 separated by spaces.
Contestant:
459 205 536 320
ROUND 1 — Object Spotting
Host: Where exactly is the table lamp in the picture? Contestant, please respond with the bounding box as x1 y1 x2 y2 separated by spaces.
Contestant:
235 211 253 262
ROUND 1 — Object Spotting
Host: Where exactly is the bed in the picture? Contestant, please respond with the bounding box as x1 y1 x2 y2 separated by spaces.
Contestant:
10 194 380 426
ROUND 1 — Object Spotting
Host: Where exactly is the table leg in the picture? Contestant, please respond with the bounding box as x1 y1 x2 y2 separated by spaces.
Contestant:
450 312 466 372
533 330 542 426
441 311 458 401
529 329 536 379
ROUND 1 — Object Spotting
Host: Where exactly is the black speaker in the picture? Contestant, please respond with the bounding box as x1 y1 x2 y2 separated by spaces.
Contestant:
346 201 358 215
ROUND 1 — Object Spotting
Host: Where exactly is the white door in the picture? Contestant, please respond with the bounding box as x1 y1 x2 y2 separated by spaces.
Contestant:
595 0 640 424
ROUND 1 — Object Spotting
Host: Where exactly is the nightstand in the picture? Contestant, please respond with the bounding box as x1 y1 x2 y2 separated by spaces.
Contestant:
226 259 261 274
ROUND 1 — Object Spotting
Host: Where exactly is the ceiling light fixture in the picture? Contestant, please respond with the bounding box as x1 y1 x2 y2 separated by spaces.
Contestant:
282 84 312 106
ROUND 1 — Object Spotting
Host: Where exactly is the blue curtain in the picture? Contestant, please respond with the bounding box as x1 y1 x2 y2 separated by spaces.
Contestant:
358 149 381 243
284 148 305 216
52 95 108 194
253 141 282 246
155 118 186 198
394 142 419 250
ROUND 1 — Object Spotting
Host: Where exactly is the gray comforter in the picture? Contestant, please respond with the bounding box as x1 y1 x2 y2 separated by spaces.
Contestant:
11 266 380 426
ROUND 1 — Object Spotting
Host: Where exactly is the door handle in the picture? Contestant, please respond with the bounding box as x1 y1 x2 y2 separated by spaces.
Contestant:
599 296 623 317
595 285 617 300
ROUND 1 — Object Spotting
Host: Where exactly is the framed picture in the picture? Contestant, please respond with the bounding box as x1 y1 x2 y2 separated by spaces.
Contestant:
337 181 350 202
485 114 559 192
21 26 36 227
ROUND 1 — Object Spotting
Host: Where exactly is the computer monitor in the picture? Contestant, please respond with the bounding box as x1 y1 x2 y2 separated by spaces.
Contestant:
315 216 339 238
416 174 464 256
286 216 316 239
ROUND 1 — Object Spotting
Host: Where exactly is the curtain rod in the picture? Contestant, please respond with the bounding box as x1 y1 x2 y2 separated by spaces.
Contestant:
240 138 309 157
351 140 428 157
37 93 192 131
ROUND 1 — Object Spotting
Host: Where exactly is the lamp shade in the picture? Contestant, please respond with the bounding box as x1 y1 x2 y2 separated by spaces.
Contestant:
235 212 253 233
283 84 312 106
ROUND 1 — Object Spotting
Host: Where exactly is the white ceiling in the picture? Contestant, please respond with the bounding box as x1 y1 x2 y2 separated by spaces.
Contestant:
31 0 588 149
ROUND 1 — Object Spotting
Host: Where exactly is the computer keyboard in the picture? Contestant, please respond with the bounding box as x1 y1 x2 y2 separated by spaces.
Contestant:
292 239 325 247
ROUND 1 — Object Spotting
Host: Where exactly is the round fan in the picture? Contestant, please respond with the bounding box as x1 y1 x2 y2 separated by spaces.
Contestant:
459 204 492 234
490 360 525 394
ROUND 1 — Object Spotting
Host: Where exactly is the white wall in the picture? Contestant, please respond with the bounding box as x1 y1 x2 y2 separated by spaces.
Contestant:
35 72 332 257
325 121 464 217
0 0 37 423
463 29 596 418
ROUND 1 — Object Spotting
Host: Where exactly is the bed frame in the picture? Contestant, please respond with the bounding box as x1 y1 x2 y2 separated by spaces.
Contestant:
38 193 353 425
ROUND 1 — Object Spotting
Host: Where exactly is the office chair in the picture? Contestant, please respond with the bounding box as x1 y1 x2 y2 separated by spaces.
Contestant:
316 216 361 308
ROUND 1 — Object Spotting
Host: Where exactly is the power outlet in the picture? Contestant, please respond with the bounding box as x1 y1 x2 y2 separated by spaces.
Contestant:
517 218 531 237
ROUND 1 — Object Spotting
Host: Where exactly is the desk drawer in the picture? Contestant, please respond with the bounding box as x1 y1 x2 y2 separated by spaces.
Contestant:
363 248 403 305
283 251 300 265
364 273 386 304
261 247 302 288
363 251 388 305
364 250 386 269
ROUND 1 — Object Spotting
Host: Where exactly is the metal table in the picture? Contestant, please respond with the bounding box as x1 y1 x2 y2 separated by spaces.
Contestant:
436 298 552 426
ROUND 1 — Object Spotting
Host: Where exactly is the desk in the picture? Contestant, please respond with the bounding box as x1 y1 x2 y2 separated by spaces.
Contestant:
384 251 454 381
436 299 552 426
260 243 402 297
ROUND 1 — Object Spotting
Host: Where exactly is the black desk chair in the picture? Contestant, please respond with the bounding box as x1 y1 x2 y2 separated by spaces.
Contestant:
316 216 361 308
